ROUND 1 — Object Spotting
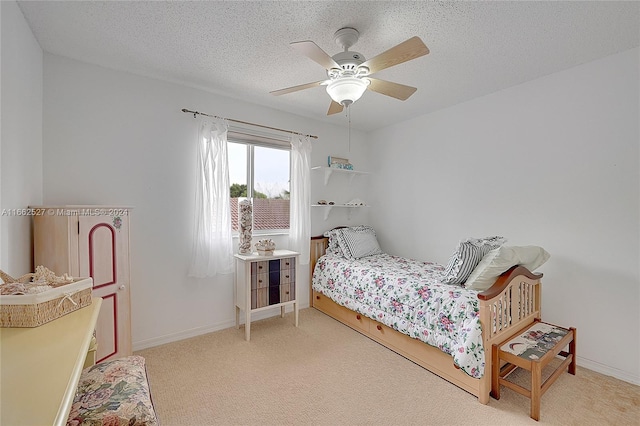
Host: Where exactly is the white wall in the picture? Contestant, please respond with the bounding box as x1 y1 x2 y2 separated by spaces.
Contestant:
368 48 640 384
42 54 368 349
0 1 43 276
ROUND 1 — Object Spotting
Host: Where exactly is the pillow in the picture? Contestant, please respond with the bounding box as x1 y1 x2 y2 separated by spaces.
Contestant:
326 226 382 260
67 355 159 426
464 245 550 291
323 229 346 257
338 227 383 259
442 236 506 285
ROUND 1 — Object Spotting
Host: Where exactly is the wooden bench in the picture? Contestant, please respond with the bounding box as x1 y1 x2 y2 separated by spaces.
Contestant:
491 320 576 421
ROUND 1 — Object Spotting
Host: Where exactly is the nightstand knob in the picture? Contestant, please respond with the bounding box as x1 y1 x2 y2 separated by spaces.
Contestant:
316 295 320 300
356 315 361 320
377 325 382 331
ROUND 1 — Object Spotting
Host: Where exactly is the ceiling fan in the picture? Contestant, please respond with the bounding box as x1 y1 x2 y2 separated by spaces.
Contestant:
270 27 429 115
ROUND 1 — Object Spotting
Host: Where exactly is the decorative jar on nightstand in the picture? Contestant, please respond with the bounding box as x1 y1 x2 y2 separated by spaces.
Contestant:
233 250 299 341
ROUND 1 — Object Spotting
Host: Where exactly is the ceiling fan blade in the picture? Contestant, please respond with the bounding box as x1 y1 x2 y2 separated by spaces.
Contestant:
360 36 429 74
291 41 341 70
327 100 344 115
270 80 325 96
367 78 417 101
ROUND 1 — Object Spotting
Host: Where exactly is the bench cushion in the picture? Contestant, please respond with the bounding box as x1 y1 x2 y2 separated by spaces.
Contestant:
67 355 159 426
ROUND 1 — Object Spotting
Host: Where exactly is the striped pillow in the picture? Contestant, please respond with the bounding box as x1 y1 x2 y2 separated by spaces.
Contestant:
324 225 382 260
331 225 383 260
442 236 506 285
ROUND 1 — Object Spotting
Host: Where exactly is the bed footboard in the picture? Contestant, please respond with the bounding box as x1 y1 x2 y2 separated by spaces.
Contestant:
476 266 542 402
478 265 542 341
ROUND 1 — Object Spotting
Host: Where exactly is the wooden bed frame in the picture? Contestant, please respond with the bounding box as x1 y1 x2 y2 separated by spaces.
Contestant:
310 236 542 404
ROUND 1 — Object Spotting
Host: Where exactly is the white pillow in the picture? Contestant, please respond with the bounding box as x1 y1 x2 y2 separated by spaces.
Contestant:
464 245 550 291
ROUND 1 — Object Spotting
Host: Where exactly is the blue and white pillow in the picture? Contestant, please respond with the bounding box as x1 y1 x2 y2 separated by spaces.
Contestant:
442 236 506 285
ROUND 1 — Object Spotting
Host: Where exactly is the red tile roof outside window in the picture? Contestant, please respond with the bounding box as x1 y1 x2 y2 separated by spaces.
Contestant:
230 198 290 231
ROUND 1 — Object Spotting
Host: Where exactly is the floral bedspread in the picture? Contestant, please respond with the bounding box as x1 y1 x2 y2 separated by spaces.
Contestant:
312 253 485 378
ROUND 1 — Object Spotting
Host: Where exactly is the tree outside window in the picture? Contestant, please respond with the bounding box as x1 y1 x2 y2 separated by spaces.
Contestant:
228 142 290 232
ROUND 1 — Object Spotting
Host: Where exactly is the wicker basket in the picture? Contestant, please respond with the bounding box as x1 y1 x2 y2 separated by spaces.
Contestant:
0 278 93 327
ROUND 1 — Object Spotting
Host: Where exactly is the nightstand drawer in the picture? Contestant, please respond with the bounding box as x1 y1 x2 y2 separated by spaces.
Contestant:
251 288 269 309
280 257 295 271
280 269 293 285
252 272 269 289
280 283 294 302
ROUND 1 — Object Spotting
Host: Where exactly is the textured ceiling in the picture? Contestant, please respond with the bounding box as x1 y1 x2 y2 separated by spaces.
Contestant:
17 1 640 131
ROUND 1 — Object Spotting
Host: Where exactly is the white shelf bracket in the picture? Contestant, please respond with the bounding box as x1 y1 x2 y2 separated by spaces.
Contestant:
347 207 354 221
323 168 333 186
323 206 333 220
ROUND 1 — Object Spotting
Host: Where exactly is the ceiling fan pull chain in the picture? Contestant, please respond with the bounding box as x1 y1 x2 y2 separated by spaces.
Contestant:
348 106 351 153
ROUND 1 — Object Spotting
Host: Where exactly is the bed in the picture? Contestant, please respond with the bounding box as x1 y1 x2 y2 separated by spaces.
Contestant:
310 227 548 404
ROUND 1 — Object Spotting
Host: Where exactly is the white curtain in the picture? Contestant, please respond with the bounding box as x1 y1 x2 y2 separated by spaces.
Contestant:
289 134 312 264
188 118 234 277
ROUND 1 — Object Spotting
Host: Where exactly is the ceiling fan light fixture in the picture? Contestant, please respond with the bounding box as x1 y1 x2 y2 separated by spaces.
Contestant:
326 77 370 107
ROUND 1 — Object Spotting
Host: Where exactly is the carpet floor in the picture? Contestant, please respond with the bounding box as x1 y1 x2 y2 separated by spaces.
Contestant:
137 308 640 425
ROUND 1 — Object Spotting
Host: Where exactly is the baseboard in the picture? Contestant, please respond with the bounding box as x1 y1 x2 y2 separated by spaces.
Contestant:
133 319 236 351
133 302 309 352
577 356 640 386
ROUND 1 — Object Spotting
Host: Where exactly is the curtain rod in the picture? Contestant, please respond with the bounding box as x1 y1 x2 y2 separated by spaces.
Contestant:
181 108 318 139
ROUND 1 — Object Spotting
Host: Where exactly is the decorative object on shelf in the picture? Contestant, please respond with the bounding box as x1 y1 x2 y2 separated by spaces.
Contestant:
328 156 354 170
255 239 276 256
345 198 366 206
238 199 253 254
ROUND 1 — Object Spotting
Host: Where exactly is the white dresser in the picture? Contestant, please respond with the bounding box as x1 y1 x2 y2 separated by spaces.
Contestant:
234 250 299 341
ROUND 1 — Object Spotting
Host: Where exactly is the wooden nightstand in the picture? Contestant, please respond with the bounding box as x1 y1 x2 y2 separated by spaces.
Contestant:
234 250 299 341
491 320 576 421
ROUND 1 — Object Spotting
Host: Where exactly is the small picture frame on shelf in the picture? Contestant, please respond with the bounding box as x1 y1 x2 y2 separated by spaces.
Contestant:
328 156 354 170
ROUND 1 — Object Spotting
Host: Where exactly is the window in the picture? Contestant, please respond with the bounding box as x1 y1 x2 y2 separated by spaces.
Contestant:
228 139 290 233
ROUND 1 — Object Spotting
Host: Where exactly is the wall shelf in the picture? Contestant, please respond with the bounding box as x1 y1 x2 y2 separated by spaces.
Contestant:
311 166 370 185
311 204 370 220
